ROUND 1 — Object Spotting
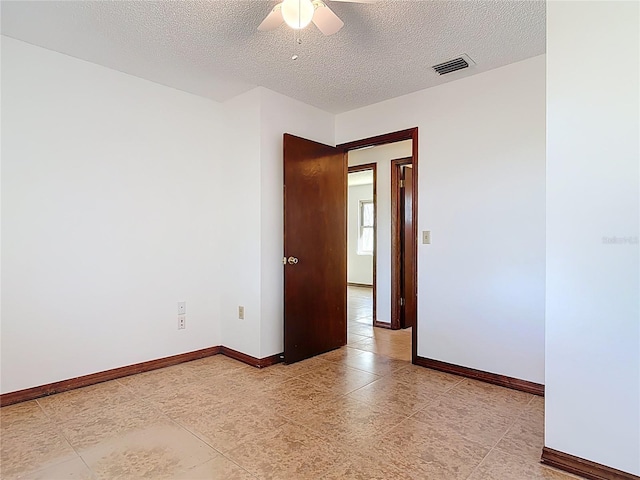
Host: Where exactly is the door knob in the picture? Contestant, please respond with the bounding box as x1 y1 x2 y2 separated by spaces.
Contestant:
288 256 299 265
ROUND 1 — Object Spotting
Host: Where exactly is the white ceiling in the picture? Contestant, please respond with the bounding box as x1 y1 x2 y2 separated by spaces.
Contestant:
0 1 545 113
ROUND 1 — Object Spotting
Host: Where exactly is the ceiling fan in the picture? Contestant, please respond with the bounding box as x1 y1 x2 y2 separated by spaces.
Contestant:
258 0 377 36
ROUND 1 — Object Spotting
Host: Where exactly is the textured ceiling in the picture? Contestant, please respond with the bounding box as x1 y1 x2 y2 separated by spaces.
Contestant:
0 1 545 113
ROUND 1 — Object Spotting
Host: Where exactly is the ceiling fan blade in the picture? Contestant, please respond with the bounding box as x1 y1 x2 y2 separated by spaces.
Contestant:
258 5 283 31
312 5 344 35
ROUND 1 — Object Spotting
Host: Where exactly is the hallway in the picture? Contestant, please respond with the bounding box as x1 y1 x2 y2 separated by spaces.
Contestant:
347 286 412 362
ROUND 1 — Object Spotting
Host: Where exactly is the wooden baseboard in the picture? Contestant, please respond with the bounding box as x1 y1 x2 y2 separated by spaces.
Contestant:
220 346 284 368
0 346 285 407
0 346 221 407
373 320 392 329
347 282 373 288
414 356 544 396
542 447 639 480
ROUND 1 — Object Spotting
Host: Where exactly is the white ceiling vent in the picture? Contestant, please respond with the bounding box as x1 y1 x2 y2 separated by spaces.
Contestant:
432 54 476 75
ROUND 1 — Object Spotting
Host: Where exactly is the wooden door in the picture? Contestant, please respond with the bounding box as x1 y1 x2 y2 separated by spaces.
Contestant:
283 134 347 364
401 166 416 329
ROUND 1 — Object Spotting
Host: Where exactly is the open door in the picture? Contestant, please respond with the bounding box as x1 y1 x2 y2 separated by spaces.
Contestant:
401 166 416 329
283 134 347 364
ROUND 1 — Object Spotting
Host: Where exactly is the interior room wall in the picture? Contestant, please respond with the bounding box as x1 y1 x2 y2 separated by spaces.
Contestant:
545 1 640 475
218 87 263 358
348 141 412 324
336 55 546 384
347 182 374 285
1 37 224 394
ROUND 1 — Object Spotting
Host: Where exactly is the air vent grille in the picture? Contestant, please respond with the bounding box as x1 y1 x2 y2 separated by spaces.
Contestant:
432 54 475 75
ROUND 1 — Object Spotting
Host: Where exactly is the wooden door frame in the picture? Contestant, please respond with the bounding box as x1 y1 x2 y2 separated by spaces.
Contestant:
338 127 419 363
347 163 378 328
390 157 413 330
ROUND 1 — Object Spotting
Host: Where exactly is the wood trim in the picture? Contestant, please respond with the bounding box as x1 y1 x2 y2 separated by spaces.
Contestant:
0 346 285 406
347 282 373 288
541 447 640 480
0 346 221 407
348 162 377 328
220 346 284 368
410 128 418 364
390 157 413 330
338 128 416 151
414 356 545 396
373 320 392 329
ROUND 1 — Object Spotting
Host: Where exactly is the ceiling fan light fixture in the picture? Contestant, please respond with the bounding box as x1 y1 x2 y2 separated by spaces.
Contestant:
281 0 315 29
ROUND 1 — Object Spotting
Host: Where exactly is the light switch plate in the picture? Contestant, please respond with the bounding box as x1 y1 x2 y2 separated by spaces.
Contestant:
422 231 431 244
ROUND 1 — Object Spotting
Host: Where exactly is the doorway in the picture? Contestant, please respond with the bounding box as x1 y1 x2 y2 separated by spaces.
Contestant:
339 128 418 362
347 164 377 345
391 158 416 330
282 128 418 364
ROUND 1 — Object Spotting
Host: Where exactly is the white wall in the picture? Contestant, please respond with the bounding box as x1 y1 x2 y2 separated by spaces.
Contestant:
218 88 263 358
337 55 546 384
1 37 224 393
546 1 640 475
217 86 336 359
347 183 373 285
349 141 412 323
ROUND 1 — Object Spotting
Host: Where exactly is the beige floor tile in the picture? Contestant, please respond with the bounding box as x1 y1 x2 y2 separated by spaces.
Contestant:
57 399 168 450
174 456 256 479
495 408 545 461
323 347 409 376
208 365 290 394
276 355 332 377
348 323 374 337
0 401 48 429
287 396 406 447
37 380 137 422
148 383 236 420
173 399 289 453
380 417 490 480
412 393 516 447
226 421 345 480
175 355 249 378
393 364 463 392
347 376 438 416
446 378 533 415
468 449 582 480
1 421 78 480
78 422 217 480
321 451 407 480
242 377 341 418
117 366 199 400
295 361 380 394
20 457 93 480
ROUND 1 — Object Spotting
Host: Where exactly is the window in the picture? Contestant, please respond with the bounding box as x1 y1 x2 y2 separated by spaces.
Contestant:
358 200 374 255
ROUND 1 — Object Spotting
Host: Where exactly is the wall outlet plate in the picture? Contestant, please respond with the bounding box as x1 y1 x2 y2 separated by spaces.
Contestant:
178 301 186 315
178 315 186 329
238 306 245 320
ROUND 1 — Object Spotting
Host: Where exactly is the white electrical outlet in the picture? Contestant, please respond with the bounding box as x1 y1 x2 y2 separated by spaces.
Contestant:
178 315 186 330
422 231 431 244
238 306 245 320
178 301 186 315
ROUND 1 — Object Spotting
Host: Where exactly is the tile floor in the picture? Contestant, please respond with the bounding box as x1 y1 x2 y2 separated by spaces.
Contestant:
0 288 582 479
347 286 412 361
